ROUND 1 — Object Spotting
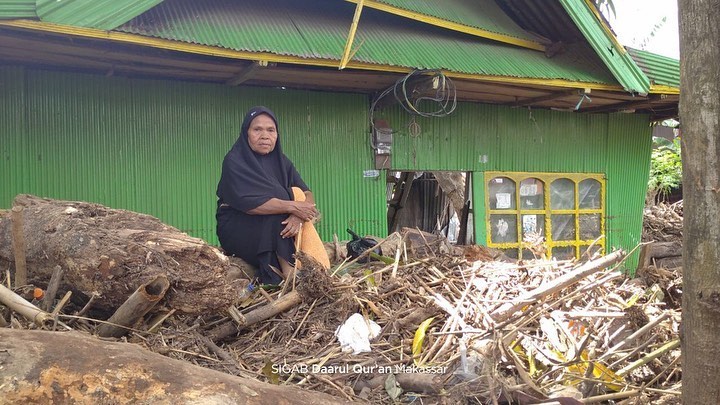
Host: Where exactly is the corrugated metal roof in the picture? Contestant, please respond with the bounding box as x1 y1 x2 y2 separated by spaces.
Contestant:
366 0 540 42
558 0 650 94
627 48 680 88
0 1 36 18
495 0 583 43
36 0 163 30
117 0 617 85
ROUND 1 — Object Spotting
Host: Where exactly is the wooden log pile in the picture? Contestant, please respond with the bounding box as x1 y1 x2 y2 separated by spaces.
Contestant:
1 196 682 404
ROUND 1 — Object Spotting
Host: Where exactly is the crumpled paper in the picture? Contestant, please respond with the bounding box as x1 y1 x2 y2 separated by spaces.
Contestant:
335 313 381 354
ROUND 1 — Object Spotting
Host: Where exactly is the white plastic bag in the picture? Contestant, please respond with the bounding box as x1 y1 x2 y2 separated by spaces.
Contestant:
334 313 381 354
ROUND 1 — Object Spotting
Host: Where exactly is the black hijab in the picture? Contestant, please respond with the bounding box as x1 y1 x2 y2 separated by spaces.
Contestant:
217 106 295 211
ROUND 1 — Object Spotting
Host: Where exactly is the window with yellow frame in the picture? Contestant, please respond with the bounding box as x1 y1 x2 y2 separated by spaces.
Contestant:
485 172 605 260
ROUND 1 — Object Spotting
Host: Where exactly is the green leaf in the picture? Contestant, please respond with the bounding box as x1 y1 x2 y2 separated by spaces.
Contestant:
262 360 280 384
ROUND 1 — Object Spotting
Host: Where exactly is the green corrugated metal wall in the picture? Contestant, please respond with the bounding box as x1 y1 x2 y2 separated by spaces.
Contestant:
0 66 385 244
1 65 652 270
380 104 651 269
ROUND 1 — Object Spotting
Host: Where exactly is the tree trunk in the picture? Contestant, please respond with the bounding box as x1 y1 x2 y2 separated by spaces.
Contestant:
0 195 250 315
431 171 465 214
0 329 348 404
679 1 720 403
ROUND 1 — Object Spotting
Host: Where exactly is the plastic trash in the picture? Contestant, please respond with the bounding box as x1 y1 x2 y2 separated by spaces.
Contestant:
334 313 381 354
346 228 382 263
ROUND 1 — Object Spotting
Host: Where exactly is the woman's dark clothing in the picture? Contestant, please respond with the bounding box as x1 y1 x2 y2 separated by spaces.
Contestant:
216 106 308 285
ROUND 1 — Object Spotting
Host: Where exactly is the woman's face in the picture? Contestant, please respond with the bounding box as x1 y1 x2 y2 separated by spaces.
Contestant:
247 114 278 155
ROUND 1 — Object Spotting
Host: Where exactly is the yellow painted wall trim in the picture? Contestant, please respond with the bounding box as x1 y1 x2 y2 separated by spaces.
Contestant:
345 0 546 52
0 20 623 92
484 171 606 259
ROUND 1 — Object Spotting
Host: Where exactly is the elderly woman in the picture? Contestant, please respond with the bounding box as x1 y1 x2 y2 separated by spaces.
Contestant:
216 106 320 285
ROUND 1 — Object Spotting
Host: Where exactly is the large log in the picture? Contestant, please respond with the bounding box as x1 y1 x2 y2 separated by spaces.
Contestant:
0 329 348 404
0 195 248 315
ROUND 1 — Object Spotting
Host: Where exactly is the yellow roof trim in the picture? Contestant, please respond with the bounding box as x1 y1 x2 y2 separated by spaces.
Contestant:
583 0 626 55
445 71 624 92
0 19 622 92
649 84 680 95
345 0 546 52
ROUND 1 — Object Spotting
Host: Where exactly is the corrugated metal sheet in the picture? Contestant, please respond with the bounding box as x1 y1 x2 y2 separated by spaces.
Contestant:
0 65 386 243
36 0 163 30
117 0 618 85
383 103 650 269
627 48 680 88
0 1 36 18
496 0 584 43
371 0 539 41
558 0 650 94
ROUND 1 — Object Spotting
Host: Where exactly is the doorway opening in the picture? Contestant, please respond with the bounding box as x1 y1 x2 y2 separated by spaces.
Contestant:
386 171 473 245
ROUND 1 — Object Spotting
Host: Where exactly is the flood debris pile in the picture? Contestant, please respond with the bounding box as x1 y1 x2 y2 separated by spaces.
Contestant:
140 240 681 404
642 201 683 243
0 196 682 404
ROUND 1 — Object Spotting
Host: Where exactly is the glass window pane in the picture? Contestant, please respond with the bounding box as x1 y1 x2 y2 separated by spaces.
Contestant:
551 178 575 209
488 177 516 210
490 214 517 243
579 179 601 209
580 245 602 259
551 214 576 241
552 246 575 260
501 248 519 259
522 249 539 260
520 178 545 209
579 214 601 240
522 214 545 239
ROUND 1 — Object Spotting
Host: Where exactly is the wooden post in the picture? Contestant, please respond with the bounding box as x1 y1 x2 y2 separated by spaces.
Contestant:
10 206 27 287
41 265 65 312
97 275 170 338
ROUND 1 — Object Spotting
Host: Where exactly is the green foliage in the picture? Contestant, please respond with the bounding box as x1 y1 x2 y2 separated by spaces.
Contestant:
648 136 682 198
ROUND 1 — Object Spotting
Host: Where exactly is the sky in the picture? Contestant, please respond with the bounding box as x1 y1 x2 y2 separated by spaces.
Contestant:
605 0 680 59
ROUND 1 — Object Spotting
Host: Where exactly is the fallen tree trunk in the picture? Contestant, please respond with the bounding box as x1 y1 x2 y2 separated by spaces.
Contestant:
0 329 349 404
0 195 251 315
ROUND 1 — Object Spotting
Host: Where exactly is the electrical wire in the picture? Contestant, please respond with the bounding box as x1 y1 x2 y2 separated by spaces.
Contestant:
370 69 457 133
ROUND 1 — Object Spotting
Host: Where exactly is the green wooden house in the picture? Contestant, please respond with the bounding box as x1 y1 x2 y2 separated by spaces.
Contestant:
0 0 680 268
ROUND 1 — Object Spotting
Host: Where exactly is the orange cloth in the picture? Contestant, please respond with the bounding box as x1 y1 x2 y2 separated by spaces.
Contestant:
291 187 331 269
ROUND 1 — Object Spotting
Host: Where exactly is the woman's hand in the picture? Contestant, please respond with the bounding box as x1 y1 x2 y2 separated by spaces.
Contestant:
290 201 319 222
281 214 304 238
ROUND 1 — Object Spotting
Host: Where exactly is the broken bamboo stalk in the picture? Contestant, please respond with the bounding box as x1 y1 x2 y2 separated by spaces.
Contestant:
97 275 170 338
211 290 303 341
616 339 680 377
599 312 670 361
41 265 65 312
10 206 27 287
490 250 626 323
579 389 640 404
0 283 52 325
